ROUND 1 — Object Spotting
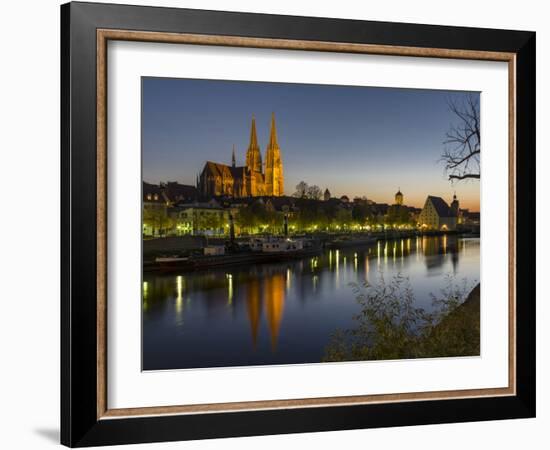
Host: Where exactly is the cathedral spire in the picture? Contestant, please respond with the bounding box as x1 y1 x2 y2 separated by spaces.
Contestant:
250 115 258 149
264 112 284 196
246 115 262 173
267 112 279 150
231 144 236 168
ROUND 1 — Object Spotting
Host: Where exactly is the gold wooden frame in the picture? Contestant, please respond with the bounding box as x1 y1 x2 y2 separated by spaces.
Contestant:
96 29 516 420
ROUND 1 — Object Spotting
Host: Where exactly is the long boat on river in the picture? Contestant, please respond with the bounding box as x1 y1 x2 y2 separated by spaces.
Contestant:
145 240 322 273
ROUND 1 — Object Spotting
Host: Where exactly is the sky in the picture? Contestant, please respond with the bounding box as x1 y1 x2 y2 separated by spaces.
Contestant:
142 77 480 211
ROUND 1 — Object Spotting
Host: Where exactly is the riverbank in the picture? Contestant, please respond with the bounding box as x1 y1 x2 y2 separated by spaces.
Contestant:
323 280 481 362
423 283 480 357
143 230 477 272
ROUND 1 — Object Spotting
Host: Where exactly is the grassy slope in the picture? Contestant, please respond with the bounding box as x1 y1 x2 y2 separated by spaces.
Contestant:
421 284 480 357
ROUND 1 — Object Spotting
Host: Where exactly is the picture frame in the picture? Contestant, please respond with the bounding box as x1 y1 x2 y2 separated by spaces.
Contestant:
61 1 535 447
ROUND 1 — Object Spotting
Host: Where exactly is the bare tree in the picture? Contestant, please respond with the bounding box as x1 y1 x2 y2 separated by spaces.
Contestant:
441 95 480 181
307 185 323 200
293 181 323 200
293 181 309 198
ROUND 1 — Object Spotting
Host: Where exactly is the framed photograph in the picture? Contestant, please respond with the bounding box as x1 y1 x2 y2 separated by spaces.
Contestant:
61 1 535 447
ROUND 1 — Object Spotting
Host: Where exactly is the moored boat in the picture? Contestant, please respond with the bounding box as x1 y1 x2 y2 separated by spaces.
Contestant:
147 239 321 272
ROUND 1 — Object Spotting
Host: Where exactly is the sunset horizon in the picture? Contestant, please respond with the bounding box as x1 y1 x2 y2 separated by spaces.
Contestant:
142 78 480 211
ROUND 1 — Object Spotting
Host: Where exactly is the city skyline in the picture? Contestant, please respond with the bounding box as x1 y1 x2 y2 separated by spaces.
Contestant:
143 77 480 211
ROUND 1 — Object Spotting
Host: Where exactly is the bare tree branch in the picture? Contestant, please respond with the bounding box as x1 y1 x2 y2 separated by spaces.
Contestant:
441 94 481 182
449 173 480 180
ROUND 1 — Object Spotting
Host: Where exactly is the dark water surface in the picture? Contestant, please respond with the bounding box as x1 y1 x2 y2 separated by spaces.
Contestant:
143 236 479 370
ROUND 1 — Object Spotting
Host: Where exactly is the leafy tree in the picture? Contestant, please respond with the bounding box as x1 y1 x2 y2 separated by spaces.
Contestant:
295 202 318 230
196 211 224 234
386 205 412 226
235 202 280 234
143 207 172 236
334 208 352 229
323 202 341 227
235 206 257 233
352 203 373 225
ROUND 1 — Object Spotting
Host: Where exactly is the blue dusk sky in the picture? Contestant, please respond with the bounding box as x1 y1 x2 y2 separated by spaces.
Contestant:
142 77 480 211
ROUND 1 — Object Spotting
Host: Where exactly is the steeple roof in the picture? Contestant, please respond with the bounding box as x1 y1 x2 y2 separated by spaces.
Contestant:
246 115 262 173
427 196 453 217
264 112 284 196
265 113 281 167
249 116 259 149
267 112 279 150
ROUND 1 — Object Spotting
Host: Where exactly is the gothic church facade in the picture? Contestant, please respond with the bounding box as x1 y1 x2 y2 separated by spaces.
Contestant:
198 113 284 198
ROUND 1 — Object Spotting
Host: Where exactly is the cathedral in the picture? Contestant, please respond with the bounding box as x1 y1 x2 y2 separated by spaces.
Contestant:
198 113 284 198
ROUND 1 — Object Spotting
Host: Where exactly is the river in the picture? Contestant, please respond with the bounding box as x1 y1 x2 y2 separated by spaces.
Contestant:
142 235 480 370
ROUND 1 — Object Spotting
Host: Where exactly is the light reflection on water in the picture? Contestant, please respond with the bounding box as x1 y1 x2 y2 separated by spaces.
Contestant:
143 236 479 370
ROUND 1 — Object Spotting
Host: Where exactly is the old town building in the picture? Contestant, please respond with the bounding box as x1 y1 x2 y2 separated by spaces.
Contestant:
417 195 459 230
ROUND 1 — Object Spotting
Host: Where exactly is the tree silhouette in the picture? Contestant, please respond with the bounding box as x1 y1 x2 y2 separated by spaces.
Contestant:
293 181 309 198
441 94 480 181
306 185 322 200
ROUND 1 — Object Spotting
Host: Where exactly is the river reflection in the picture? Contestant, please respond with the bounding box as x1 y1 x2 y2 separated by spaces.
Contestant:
143 235 479 370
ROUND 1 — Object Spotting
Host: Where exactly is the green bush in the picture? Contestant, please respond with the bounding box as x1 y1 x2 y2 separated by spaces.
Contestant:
323 275 479 362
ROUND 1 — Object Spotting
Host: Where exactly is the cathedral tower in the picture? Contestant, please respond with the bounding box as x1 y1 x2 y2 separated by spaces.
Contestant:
245 116 262 173
264 113 284 196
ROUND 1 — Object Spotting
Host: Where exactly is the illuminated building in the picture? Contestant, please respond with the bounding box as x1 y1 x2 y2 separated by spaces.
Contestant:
417 195 459 231
394 188 404 205
142 182 169 237
198 113 284 198
169 200 228 236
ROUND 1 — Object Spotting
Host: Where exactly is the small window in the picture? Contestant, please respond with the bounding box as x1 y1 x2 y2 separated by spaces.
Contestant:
146 194 152 201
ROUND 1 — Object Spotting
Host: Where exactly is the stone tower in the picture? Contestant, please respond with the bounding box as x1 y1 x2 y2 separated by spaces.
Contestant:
264 113 284 196
450 193 459 216
395 188 404 205
245 116 262 174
